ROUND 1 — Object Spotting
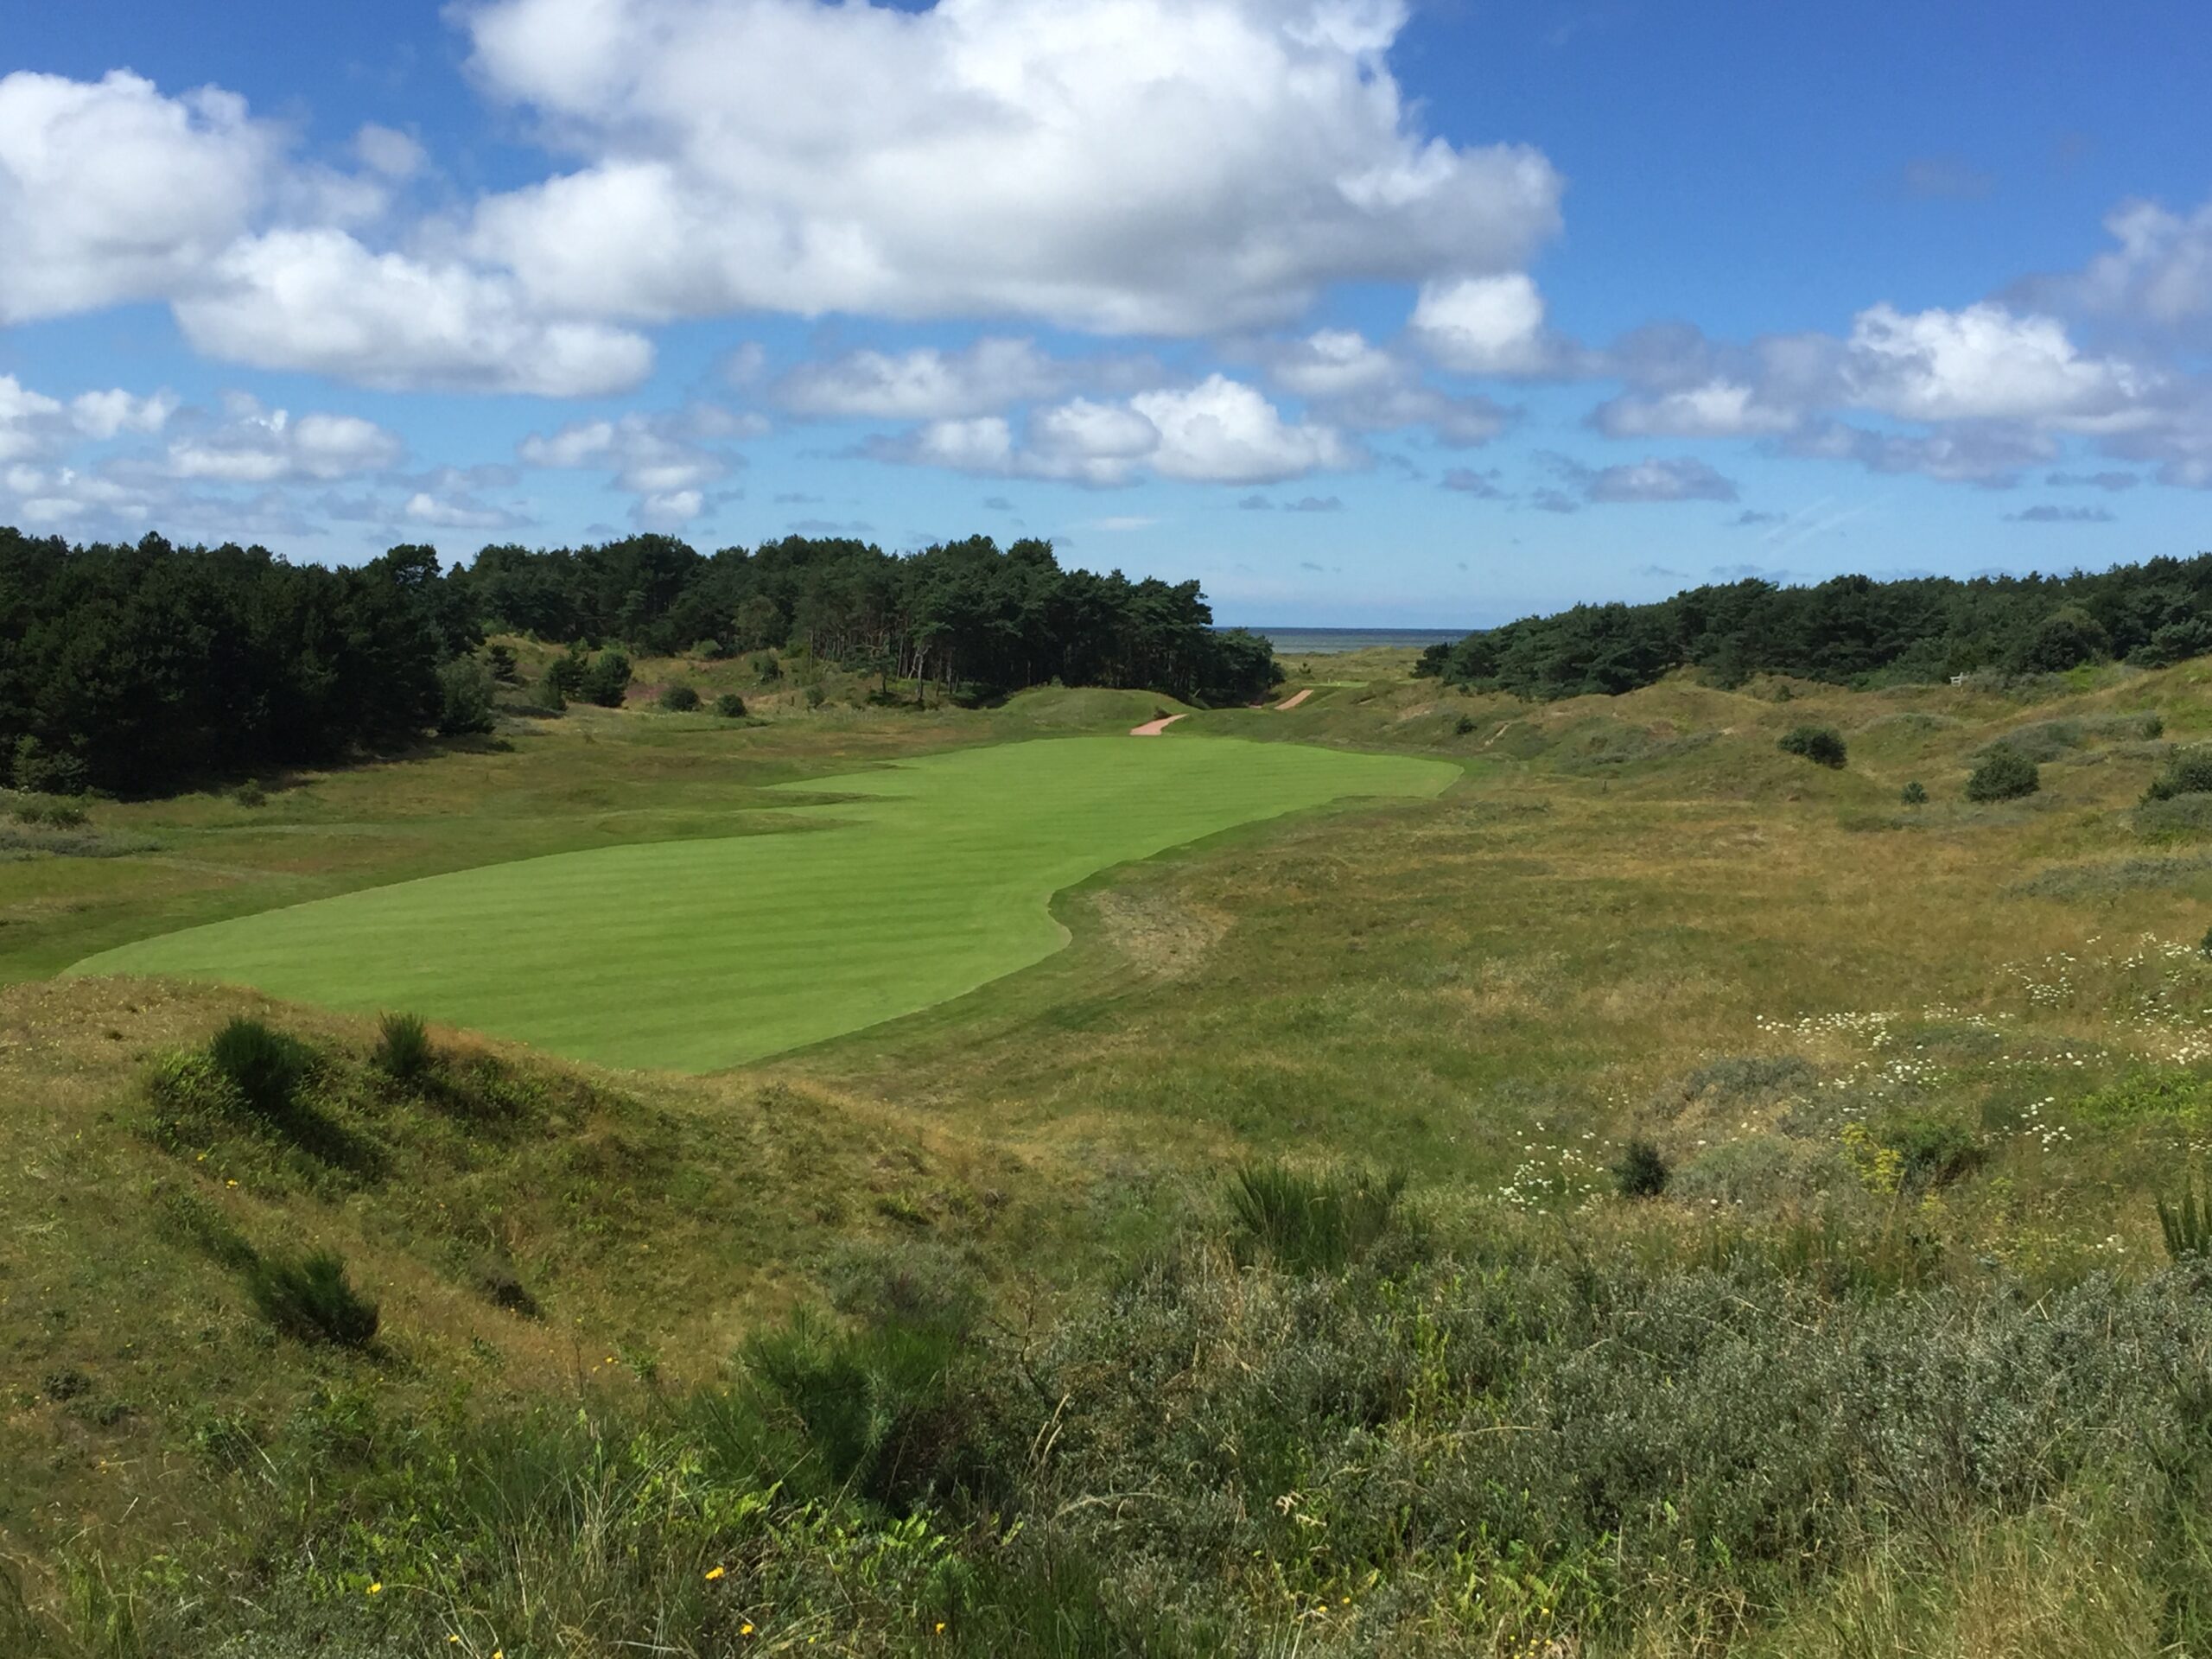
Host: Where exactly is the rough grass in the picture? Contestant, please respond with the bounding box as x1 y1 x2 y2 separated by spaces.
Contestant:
16 652 2212 1651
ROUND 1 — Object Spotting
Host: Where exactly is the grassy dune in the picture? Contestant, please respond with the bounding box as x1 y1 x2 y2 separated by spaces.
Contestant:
16 652 2212 1652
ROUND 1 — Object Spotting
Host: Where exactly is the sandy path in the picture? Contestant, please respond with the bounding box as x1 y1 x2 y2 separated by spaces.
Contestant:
1273 688 1313 710
1129 713 1188 735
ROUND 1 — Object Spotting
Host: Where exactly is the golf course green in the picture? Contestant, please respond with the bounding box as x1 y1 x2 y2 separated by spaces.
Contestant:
71 735 1456 1071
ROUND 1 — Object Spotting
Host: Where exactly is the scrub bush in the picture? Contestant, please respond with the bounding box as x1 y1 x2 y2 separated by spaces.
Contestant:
245 1249 379 1347
1900 780 1928 806
1226 1161 1404 1273
1779 725 1848 768
2145 746 2212 802
714 692 747 718
1966 747 2040 802
659 683 702 713
1614 1135 1671 1197
208 1017 310 1124
373 1012 435 1085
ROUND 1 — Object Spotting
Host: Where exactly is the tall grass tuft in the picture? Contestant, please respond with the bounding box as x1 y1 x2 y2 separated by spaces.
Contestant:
373 1011 435 1085
1227 1160 1405 1273
2160 1176 2212 1262
1614 1135 1671 1198
207 1015 308 1122
246 1249 379 1347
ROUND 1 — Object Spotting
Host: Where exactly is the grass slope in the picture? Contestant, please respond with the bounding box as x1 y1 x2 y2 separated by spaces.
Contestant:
68 736 1454 1071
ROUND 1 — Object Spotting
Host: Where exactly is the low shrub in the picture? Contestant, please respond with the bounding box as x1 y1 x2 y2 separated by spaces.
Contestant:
2146 746 2212 802
1966 746 2039 802
1671 1135 1855 1210
486 642 519 683
582 651 632 708
436 656 499 735
233 779 267 808
658 683 702 713
1778 725 1847 768
10 794 90 828
208 1017 310 1123
245 1249 379 1347
1227 1160 1405 1273
804 685 827 709
1454 714 1477 736
1614 1135 1671 1198
1899 780 1927 806
691 638 725 660
714 692 747 719
372 1012 435 1085
753 651 782 682
1876 1112 1984 1191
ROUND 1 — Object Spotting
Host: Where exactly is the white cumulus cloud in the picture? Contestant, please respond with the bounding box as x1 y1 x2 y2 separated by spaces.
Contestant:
457 0 1561 334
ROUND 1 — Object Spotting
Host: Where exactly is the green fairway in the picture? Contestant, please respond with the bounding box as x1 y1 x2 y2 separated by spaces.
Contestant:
68 735 1455 1071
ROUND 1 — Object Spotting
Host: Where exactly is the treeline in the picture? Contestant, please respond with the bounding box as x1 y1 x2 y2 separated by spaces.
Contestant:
1419 554 2212 698
0 531 480 795
0 526 1274 795
455 532 1277 705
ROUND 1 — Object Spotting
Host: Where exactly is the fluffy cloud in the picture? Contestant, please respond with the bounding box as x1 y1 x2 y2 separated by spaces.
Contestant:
1409 273 1558 374
162 399 404 483
1262 327 1511 446
518 407 747 524
175 230 655 397
1591 378 1801 439
773 338 1066 419
882 374 1356 486
0 71 277 324
1841 302 2152 425
458 0 1561 334
2 376 180 466
2038 197 2212 337
1546 452 1738 505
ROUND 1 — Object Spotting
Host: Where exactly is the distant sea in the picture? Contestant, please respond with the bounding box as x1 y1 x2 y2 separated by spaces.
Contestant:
1236 626 1470 656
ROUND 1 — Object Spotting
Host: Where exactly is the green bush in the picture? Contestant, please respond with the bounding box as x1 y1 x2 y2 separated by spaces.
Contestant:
753 651 782 683
581 650 632 708
1454 714 1477 736
486 642 519 683
207 1016 310 1124
1613 1135 1671 1198
804 684 827 709
2146 747 2212 802
1777 725 1847 768
1227 1161 1405 1273
436 656 499 735
658 683 701 713
232 779 266 808
245 1249 379 1347
373 1011 435 1085
536 664 568 713
714 692 747 719
1965 746 2039 802
10 734 87 796
691 638 725 660
1876 1113 1984 1191
10 794 90 828
1899 780 1927 806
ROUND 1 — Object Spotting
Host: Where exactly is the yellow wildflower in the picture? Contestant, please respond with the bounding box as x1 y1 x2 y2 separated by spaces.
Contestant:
741 1624 754 1637
705 1566 726 1581
367 1583 383 1596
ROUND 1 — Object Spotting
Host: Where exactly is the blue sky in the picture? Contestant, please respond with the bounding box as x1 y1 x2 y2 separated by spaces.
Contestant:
3 0 2209 625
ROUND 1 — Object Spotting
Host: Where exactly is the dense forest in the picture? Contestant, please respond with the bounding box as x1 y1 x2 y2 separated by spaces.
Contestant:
454 532 1277 704
0 527 1276 796
1418 554 2212 697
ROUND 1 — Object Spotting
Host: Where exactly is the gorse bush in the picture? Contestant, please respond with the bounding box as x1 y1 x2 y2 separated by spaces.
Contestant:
2146 746 2212 802
245 1249 379 1347
1226 1160 1405 1273
207 1016 309 1123
1778 725 1848 768
1614 1135 1671 1197
1966 746 2040 802
658 683 702 712
714 692 747 718
372 1011 435 1085
1900 779 1928 806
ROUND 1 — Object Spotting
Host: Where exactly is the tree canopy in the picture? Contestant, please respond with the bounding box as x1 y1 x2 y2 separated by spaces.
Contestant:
1416 556 2212 698
1 526 1276 795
